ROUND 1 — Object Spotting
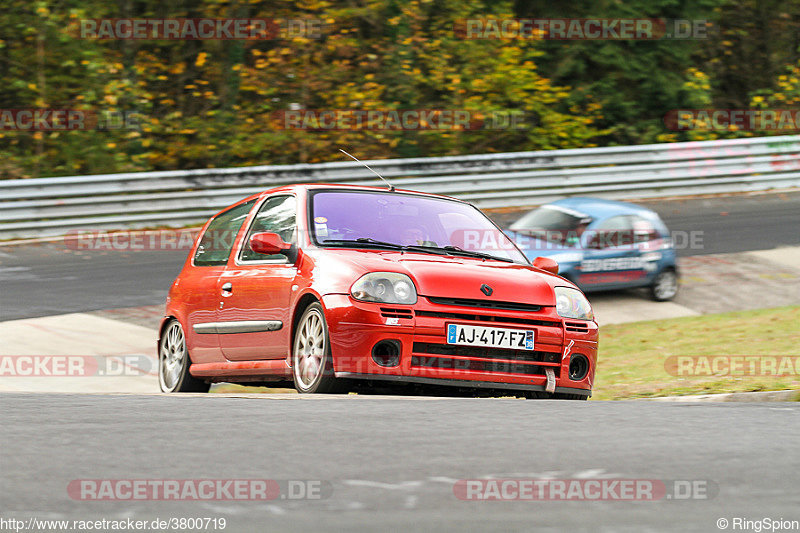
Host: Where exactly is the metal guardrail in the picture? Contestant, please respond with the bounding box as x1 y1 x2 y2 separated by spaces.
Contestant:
2 135 800 239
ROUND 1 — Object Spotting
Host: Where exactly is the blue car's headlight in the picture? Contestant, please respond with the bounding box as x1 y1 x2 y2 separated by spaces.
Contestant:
555 286 593 320
351 272 418 305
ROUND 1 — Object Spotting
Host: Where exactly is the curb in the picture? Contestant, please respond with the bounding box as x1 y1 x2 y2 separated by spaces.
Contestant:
644 389 800 402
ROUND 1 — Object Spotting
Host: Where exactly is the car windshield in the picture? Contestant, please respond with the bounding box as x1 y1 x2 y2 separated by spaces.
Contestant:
510 205 593 246
309 190 528 263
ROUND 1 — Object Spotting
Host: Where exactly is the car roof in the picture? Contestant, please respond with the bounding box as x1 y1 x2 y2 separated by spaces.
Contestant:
546 197 656 219
237 183 463 204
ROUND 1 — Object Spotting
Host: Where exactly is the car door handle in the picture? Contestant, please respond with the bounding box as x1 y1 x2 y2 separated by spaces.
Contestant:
221 282 233 294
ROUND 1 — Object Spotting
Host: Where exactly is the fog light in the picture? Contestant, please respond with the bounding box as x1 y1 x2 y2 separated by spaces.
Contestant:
568 354 590 381
371 340 401 367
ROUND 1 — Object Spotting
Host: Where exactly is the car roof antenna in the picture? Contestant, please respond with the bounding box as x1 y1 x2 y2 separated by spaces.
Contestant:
339 149 395 191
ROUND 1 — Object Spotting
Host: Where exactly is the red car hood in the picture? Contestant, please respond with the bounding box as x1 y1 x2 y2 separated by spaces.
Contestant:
308 249 561 306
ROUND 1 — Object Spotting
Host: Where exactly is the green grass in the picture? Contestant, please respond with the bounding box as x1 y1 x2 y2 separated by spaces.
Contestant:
593 306 800 400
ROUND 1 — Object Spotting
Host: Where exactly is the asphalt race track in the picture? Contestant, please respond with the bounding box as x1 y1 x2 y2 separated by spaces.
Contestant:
1 191 799 321
638 192 800 255
1 394 798 532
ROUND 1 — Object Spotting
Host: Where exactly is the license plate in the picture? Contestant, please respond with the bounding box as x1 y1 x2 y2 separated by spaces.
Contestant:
446 324 535 351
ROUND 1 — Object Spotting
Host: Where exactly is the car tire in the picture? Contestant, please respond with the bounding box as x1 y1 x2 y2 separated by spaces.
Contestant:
650 268 679 301
159 319 210 393
292 303 342 394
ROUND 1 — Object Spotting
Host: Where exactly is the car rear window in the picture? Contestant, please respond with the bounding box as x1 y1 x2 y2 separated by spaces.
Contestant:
193 200 256 266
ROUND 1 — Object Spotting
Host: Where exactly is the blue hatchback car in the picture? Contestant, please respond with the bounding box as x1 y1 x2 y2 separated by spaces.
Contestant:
506 198 679 301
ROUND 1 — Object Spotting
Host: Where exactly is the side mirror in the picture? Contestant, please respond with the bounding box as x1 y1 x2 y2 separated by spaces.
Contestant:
249 232 291 255
533 256 559 275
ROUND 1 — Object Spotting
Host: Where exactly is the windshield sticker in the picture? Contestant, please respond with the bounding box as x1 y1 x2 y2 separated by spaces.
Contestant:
315 222 328 238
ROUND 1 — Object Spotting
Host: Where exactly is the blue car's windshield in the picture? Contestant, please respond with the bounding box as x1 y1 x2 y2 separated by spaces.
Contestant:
309 190 528 264
510 205 593 246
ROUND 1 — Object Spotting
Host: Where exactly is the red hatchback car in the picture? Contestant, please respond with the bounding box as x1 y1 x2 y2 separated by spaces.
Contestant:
159 184 598 399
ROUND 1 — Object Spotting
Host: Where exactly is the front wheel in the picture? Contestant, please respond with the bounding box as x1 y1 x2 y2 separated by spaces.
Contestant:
292 303 342 393
650 268 679 301
159 319 210 393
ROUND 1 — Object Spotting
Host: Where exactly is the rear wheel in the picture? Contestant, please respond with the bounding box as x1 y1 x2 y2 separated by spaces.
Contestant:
159 320 210 393
292 303 342 393
650 268 678 301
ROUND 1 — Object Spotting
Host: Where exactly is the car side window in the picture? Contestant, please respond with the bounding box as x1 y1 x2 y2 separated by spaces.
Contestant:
193 200 256 266
588 215 634 249
240 195 297 262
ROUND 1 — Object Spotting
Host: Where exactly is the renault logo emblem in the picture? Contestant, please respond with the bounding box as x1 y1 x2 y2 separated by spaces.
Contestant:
480 284 493 296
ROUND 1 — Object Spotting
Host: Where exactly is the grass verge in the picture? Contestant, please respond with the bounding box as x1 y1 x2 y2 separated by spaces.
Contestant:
593 305 800 400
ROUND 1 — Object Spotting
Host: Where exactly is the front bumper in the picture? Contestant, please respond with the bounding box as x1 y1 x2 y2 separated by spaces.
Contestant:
321 294 598 394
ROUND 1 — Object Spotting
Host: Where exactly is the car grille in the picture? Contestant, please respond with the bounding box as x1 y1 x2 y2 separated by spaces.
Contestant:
411 342 561 377
426 297 542 313
564 321 590 333
380 307 414 319
415 310 559 328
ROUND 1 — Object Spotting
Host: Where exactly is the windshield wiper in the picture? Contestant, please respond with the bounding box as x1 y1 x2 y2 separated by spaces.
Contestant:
413 244 513 263
321 239 513 262
321 238 449 256
322 238 406 249
443 245 514 262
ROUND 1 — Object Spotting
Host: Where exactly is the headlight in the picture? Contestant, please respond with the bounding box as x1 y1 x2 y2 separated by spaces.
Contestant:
351 272 418 305
555 286 593 320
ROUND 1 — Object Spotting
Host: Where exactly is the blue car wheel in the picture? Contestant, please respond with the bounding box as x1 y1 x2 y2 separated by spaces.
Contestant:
650 267 679 301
